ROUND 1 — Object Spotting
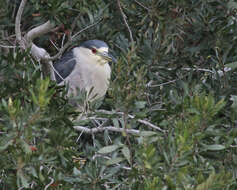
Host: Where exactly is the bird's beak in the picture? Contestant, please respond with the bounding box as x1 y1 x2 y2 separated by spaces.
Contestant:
99 51 117 63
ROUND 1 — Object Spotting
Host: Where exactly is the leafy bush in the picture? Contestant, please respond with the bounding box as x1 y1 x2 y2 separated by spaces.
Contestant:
1 0 237 189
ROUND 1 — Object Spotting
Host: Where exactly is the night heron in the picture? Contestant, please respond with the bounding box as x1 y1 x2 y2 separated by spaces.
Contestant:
53 40 116 107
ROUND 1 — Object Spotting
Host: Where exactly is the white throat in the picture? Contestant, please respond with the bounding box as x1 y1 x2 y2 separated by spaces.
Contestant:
73 47 111 100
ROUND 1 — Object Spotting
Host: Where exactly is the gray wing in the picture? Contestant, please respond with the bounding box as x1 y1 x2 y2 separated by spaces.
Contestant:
53 50 77 83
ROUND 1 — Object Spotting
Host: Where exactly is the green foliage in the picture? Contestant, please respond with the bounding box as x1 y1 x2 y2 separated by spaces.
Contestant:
109 49 147 112
1 0 237 189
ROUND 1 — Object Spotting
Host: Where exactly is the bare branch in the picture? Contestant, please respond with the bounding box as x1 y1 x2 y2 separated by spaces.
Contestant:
182 67 214 73
94 109 166 133
73 125 140 135
15 0 27 43
134 0 150 11
149 66 232 88
49 39 59 50
30 43 49 61
117 0 134 45
25 21 54 45
15 1 55 80
44 177 54 190
70 14 82 38
20 21 55 80
149 79 179 88
0 44 16 49
137 119 165 133
15 1 54 61
46 39 72 61
46 19 102 61
72 19 102 39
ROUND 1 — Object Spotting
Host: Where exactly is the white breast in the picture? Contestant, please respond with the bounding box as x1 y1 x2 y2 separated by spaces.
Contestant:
61 47 111 101
79 60 111 100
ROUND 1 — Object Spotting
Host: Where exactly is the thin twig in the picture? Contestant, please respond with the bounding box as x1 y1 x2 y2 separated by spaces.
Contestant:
182 67 215 73
61 33 66 48
149 66 232 88
0 44 16 49
46 19 102 61
73 125 140 135
46 39 72 61
137 119 165 133
149 79 179 87
95 109 166 133
76 130 84 143
117 0 134 45
72 19 102 39
134 0 150 11
44 177 54 190
49 39 59 50
70 14 81 39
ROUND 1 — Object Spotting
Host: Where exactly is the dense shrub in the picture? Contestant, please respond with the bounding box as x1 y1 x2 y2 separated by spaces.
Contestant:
1 0 237 189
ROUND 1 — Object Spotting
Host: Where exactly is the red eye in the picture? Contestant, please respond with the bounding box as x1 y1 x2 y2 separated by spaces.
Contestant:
91 48 97 54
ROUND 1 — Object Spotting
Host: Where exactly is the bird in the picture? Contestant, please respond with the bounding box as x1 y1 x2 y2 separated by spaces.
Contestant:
53 40 116 108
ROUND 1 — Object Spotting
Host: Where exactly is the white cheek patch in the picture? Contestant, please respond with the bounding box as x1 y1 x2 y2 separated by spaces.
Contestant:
98 47 108 53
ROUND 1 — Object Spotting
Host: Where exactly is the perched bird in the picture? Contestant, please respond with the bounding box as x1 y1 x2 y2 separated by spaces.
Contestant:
53 40 116 106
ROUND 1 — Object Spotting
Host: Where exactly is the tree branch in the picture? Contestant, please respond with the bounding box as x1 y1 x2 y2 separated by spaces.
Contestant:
14 0 102 81
73 125 140 135
94 109 166 133
25 21 55 80
46 19 102 62
44 177 54 190
15 0 27 43
25 21 54 44
134 0 150 11
15 1 56 80
137 119 165 133
117 0 134 45
71 19 102 39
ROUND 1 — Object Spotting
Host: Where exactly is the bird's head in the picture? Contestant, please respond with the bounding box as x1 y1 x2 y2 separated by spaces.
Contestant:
79 40 116 66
